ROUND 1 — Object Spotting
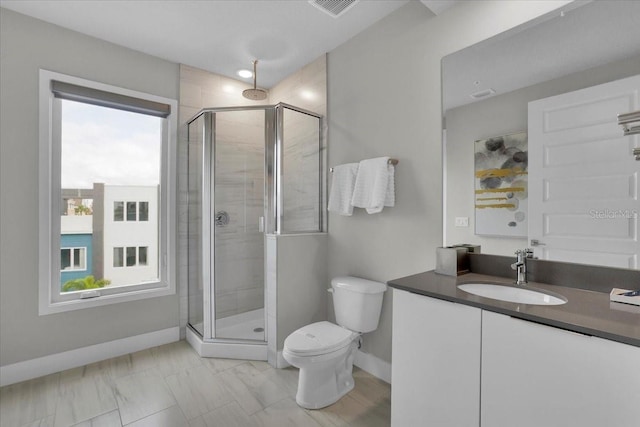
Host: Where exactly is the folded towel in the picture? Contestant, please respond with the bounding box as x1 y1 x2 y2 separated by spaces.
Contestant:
328 163 359 216
351 157 395 214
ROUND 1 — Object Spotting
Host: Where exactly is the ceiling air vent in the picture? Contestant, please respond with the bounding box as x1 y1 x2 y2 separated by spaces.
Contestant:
309 0 359 18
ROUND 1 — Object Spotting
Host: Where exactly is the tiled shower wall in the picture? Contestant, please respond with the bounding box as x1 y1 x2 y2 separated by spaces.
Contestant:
270 55 328 233
178 55 327 336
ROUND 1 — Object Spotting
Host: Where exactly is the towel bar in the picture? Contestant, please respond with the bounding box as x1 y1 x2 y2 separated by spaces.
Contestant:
330 158 398 173
618 110 640 136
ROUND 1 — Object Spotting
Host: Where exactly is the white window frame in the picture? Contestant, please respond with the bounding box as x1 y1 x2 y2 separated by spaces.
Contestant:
60 247 87 272
38 70 177 315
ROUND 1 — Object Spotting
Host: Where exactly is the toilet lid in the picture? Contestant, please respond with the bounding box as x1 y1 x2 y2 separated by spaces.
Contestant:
284 321 355 356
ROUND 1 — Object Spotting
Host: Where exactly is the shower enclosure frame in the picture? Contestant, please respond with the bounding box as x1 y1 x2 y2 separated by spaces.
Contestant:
186 103 325 360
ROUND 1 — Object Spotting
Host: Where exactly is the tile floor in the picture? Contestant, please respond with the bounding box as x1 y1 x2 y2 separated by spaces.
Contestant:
0 340 391 427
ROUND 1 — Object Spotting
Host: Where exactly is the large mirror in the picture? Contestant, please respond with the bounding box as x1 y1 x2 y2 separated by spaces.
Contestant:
442 0 640 270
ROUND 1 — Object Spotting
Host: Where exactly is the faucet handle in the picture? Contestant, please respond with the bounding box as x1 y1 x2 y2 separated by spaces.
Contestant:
515 248 534 257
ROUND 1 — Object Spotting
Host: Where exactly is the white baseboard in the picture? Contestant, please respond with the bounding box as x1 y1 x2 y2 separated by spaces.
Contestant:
354 349 391 384
0 327 180 387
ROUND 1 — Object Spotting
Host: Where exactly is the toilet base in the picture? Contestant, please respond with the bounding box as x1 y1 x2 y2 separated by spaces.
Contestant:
287 341 358 410
296 377 354 409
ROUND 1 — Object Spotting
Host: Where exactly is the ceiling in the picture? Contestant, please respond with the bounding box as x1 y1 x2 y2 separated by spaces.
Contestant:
4 1 636 111
443 0 640 110
0 0 459 88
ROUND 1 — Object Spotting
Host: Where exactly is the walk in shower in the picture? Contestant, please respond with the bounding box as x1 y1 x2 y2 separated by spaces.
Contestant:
186 103 324 359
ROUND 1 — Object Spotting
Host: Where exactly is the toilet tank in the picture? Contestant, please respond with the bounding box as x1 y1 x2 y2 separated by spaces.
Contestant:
331 276 387 333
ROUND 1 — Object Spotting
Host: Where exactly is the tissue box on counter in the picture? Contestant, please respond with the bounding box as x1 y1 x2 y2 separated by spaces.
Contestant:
610 288 640 306
435 244 481 276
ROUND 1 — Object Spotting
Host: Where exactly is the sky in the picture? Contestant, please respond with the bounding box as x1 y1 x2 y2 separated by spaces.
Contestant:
61 99 162 189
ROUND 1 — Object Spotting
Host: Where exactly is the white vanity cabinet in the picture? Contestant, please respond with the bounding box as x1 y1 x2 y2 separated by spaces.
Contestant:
392 289 640 427
391 289 481 427
481 310 640 427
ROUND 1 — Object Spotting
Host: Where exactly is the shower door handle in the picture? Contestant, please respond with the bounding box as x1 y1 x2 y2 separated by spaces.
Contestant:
258 216 265 233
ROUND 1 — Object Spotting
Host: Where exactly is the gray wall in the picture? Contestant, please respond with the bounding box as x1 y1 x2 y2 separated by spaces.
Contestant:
0 9 180 366
326 0 571 364
445 55 640 256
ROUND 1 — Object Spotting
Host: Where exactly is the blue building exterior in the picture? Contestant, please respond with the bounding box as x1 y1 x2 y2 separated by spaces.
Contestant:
60 233 93 287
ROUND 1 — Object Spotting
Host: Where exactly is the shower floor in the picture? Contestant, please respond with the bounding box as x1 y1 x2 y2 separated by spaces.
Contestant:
217 308 265 341
189 307 261 341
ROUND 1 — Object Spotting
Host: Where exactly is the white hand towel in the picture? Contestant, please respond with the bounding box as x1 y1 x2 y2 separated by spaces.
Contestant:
351 157 395 214
328 163 359 216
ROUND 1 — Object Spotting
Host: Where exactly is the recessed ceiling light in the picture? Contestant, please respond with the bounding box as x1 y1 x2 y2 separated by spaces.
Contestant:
470 88 496 100
237 69 253 79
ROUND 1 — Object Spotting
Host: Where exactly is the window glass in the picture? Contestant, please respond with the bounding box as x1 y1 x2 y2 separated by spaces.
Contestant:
73 248 85 269
139 202 149 221
113 247 123 267
126 201 137 221
139 246 148 265
60 100 161 289
114 201 124 221
126 247 136 266
61 249 71 270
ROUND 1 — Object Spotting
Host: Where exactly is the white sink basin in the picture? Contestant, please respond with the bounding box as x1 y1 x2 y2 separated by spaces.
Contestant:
457 283 567 306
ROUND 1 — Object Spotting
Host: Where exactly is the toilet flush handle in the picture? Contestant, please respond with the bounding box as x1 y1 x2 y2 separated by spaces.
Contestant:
327 288 334 294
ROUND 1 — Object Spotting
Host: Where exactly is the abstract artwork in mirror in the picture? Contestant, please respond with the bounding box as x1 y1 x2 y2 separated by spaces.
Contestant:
474 131 528 237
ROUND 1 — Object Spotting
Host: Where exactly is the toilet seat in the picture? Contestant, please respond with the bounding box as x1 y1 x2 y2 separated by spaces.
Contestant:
284 321 357 357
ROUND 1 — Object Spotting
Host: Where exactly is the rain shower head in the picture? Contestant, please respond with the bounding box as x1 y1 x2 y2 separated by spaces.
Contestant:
242 60 268 101
243 88 267 101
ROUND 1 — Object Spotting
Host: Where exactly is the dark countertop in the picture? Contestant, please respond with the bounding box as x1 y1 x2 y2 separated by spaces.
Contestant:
388 271 640 348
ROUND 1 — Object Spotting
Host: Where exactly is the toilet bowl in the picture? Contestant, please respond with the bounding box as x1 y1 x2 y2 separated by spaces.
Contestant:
283 321 360 409
283 276 386 409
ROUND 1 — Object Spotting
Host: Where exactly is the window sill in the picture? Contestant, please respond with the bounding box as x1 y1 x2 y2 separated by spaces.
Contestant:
39 284 175 316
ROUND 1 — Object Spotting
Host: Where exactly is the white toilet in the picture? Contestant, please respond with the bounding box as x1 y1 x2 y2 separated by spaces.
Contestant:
283 276 387 409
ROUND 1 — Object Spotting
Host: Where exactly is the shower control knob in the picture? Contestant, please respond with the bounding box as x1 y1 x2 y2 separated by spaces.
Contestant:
215 211 229 227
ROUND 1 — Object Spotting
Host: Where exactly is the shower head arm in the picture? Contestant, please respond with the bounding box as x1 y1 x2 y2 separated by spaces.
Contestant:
242 59 267 101
252 60 258 90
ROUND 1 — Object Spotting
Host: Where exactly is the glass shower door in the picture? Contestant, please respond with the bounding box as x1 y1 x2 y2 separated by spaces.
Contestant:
212 110 266 341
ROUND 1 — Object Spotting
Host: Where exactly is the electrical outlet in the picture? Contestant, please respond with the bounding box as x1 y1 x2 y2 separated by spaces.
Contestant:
455 217 469 227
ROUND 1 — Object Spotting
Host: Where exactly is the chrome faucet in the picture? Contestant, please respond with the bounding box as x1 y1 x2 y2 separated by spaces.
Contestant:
511 249 533 285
